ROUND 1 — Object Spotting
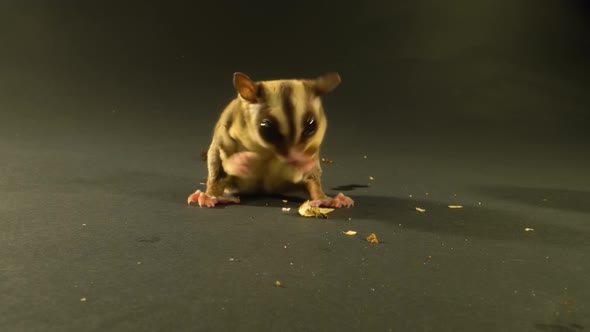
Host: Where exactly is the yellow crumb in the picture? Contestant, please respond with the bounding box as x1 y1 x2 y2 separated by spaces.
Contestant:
298 201 334 218
415 207 426 212
343 230 357 236
366 233 379 244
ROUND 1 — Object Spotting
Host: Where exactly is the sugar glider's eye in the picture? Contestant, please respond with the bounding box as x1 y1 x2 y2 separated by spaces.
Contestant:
259 119 282 144
302 114 317 137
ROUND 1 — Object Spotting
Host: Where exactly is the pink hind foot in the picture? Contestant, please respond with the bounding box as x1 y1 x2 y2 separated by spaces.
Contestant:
187 190 240 208
309 192 354 208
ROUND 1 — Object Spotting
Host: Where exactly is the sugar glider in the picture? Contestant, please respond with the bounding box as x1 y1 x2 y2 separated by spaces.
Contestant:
187 72 354 208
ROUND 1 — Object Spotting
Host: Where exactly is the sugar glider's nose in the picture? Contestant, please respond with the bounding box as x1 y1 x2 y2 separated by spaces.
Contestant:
283 149 317 174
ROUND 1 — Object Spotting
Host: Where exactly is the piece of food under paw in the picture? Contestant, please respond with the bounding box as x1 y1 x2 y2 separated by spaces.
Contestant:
298 200 334 218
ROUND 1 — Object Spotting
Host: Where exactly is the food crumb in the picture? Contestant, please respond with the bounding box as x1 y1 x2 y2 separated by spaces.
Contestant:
369 176 374 181
524 228 534 232
343 230 357 236
298 200 334 218
80 297 87 302
415 207 426 213
282 207 291 212
448 205 463 209
321 157 334 164
282 199 288 203
275 280 282 287
366 233 379 244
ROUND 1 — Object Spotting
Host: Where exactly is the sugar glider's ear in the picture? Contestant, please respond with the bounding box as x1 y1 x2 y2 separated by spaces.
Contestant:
233 72 258 103
311 72 341 96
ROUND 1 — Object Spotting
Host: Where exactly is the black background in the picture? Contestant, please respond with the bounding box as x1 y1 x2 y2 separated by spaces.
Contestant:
3 0 589 141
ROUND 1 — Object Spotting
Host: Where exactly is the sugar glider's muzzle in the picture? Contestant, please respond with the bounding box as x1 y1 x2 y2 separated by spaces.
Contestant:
278 149 317 174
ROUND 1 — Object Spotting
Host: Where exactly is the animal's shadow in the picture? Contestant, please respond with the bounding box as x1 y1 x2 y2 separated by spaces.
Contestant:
69 172 589 247
231 186 588 247
472 185 590 214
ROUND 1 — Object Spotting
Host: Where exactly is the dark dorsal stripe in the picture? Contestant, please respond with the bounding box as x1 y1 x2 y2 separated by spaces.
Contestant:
280 83 296 145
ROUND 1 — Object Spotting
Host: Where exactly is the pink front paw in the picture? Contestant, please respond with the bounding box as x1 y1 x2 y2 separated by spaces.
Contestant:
187 190 218 207
224 151 259 178
309 193 354 208
187 190 241 208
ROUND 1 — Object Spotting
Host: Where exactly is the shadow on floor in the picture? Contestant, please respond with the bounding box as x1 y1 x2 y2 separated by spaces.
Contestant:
473 185 590 214
338 194 589 247
67 172 589 247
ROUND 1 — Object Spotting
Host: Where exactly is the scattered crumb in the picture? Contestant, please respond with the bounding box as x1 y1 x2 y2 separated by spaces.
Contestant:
199 182 206 186
80 297 87 302
281 207 291 212
348 217 352 221
448 205 463 209
366 233 379 244
82 224 86 226
524 228 534 232
415 207 426 213
275 280 282 287
369 176 374 181
343 230 357 236
409 194 413 198
426 192 430 195
321 157 334 164
363 155 367 159
282 199 288 203
298 200 334 218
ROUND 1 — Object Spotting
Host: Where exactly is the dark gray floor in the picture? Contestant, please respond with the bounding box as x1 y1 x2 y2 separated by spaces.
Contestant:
1 1 589 331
